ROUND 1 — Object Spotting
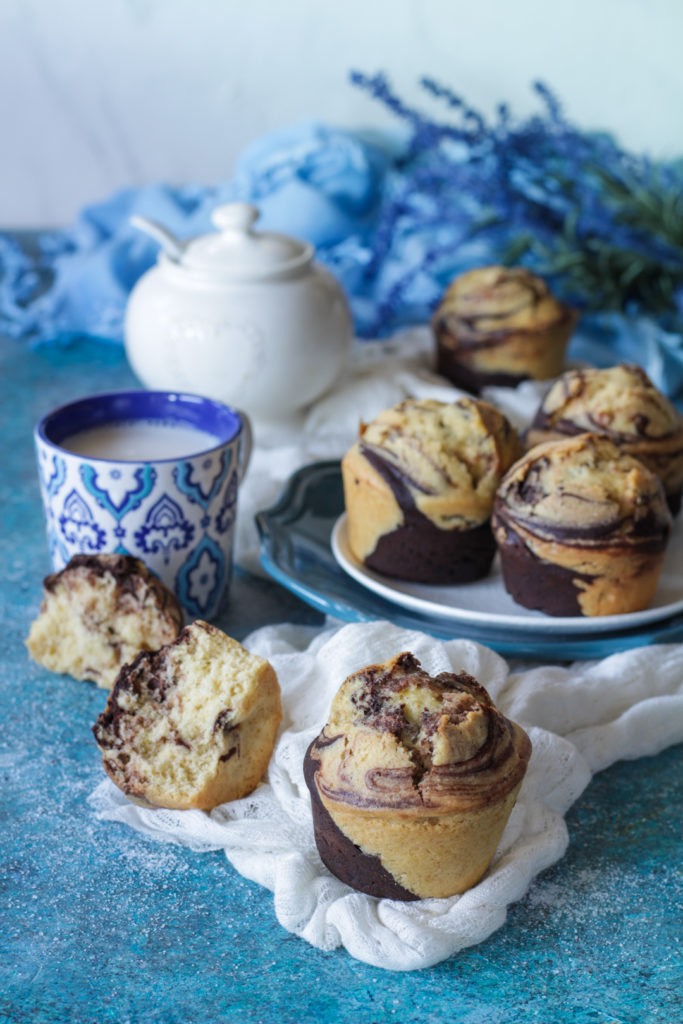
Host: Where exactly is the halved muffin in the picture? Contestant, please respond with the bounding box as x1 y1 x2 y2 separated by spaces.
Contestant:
93 620 282 810
26 553 183 689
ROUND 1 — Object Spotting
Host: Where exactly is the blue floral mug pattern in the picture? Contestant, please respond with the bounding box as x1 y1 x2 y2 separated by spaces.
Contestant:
35 391 252 620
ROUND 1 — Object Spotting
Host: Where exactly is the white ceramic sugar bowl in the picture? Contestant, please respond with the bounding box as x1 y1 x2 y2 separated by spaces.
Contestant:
124 203 353 419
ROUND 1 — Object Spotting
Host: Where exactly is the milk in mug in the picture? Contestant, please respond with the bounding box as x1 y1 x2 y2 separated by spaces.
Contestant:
62 419 221 462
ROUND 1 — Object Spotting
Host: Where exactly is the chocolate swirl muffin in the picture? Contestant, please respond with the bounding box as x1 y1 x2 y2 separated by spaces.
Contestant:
492 434 672 617
304 652 531 900
26 553 183 689
432 265 577 392
93 620 282 810
525 363 683 515
341 397 521 583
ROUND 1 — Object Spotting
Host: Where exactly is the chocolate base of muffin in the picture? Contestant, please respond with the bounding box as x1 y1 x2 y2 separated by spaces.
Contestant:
363 514 496 585
496 525 594 617
665 490 681 518
435 343 529 394
304 742 418 901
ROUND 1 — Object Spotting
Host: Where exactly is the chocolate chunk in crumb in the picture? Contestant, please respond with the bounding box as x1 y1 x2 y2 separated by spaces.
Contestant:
93 621 281 811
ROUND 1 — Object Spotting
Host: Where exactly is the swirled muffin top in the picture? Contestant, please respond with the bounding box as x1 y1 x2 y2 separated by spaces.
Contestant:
527 364 683 443
356 397 521 527
495 434 672 545
309 652 531 814
435 265 571 342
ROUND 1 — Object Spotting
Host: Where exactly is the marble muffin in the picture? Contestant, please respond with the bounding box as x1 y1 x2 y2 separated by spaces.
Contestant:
432 265 577 393
93 620 282 810
341 397 521 584
525 363 683 516
492 433 672 617
26 553 183 689
304 651 532 900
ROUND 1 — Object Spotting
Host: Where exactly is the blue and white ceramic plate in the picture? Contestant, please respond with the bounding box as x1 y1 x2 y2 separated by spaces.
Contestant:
256 461 683 659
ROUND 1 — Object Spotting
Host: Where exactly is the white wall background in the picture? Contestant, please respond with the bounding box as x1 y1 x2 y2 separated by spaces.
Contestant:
1 0 681 227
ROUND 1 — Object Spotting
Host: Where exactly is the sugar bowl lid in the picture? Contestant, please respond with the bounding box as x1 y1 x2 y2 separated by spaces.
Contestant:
132 202 314 281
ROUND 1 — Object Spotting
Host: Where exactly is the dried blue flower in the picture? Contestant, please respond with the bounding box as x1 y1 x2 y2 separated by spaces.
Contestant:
343 71 683 340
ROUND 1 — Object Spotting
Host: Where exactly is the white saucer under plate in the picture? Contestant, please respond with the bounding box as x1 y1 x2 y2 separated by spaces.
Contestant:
331 513 683 635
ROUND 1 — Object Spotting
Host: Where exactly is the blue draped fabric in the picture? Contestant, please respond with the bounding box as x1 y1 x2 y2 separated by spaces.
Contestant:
2 118 682 404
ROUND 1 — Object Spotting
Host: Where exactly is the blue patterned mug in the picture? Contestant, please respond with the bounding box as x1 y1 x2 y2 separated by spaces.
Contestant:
34 391 252 620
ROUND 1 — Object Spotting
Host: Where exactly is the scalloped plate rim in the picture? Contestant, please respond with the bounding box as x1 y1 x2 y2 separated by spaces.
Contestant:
255 460 683 655
331 512 683 635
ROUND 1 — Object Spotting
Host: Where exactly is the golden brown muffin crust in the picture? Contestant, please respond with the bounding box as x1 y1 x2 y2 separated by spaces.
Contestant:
306 652 531 898
492 434 672 617
496 433 671 545
525 364 683 506
350 397 521 531
432 266 577 387
313 651 530 815
527 364 683 441
435 265 571 341
26 553 183 689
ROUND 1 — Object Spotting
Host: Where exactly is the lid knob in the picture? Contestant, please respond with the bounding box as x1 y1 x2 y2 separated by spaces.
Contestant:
211 203 259 235
178 201 313 277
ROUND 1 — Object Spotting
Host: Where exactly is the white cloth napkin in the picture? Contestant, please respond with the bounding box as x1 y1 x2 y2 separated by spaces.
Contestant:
90 620 683 971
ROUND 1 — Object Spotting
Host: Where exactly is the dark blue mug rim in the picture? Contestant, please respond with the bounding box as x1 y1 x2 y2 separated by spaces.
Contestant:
36 390 244 463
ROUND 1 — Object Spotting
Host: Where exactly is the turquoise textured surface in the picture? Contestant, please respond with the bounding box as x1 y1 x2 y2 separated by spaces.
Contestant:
1 337 681 1023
